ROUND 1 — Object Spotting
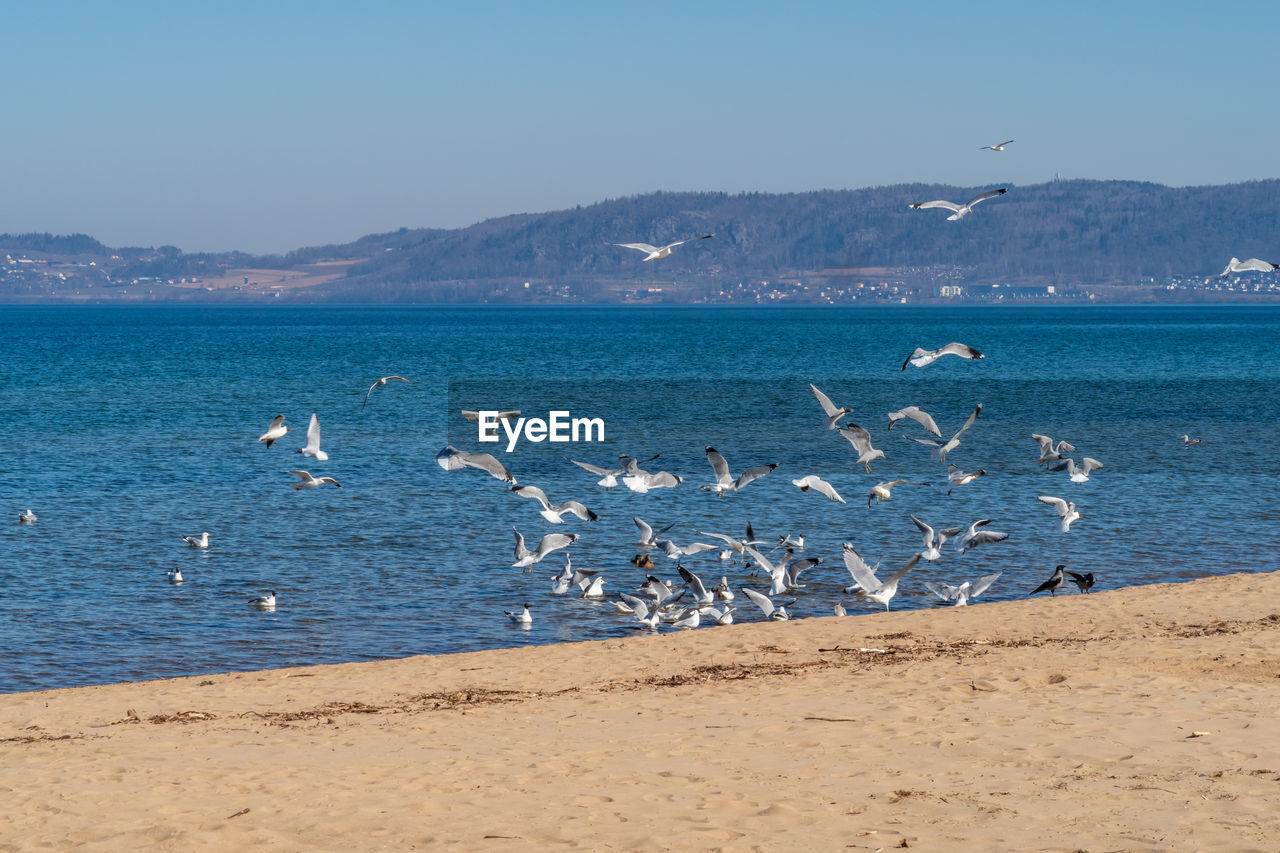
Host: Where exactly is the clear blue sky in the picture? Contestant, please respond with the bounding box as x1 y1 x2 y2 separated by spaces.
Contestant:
5 0 1277 253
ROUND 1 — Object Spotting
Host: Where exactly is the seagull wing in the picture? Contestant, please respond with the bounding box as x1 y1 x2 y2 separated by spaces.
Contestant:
460 451 514 483
923 581 959 601
288 470 313 482
734 463 778 490
807 476 846 503
939 343 984 361
889 406 942 437
883 554 921 587
553 500 598 522
841 543 880 592
566 457 616 476
1038 495 1070 517
810 383 841 418
909 514 936 548
533 533 577 559
678 566 710 600
634 516 655 544
1081 457 1104 474
615 242 661 254
744 546 778 576
705 446 733 487
968 572 1002 599
739 587 776 618
966 188 1007 208
305 413 322 453
661 234 714 251
910 200 964 212
511 485 552 510
837 423 874 454
948 402 983 445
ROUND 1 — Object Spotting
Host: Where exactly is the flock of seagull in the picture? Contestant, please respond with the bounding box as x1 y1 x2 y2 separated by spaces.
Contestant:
432 343 1205 634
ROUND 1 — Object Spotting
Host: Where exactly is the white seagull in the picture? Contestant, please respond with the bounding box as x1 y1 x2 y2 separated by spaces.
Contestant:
901 342 985 370
792 475 846 504
655 538 719 560
614 234 713 261
1181 434 1202 447
167 568 183 583
924 572 1001 607
908 188 1007 221
1049 457 1103 483
504 603 532 625
249 590 277 609
182 531 211 549
512 528 577 569
1218 257 1278 278
1038 495 1081 532
510 485 598 524
258 415 291 448
810 383 853 430
633 516 675 548
619 455 683 493
842 545 919 611
701 446 777 496
739 587 791 621
436 445 516 484
867 479 926 507
1032 433 1076 467
836 423 885 472
19 509 37 524
954 518 1009 552
910 515 962 562
362 375 414 410
289 470 341 489
980 139 1014 151
903 403 983 462
296 412 328 461
887 405 942 437
946 464 987 496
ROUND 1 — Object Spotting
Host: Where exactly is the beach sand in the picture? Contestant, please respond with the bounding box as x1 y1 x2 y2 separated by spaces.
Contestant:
3 571 1279 851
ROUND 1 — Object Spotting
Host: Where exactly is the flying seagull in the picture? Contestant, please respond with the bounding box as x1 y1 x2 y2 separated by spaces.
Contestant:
258 415 290 448
980 139 1014 151
1218 257 1278 278
296 412 328 461
909 188 1007 221
1032 433 1076 467
614 234 713 261
436 445 516 484
510 484 598 524
842 545 919 611
867 479 926 507
792 475 846 504
887 405 942 437
810 383 853 430
910 515 962 562
701 446 777 496
946 463 987 496
954 518 1009 552
836 423 885 472
1038 495 1081 532
903 403 983 462
1048 456 1103 483
924 572 1001 606
901 342 984 370
289 470 341 489
362 375 414 410
512 528 577 569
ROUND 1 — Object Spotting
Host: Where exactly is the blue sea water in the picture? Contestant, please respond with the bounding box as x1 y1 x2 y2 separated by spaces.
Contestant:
2 304 1278 693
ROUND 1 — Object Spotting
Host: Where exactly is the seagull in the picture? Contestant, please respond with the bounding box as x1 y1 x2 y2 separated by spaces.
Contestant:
565 457 623 489
867 479 927 507
1181 434 1202 447
296 412 328 461
1067 571 1096 593
810 383 853 430
908 188 1006 221
655 538 718 560
678 566 716 607
620 458 684 493
833 601 847 617
712 605 736 625
910 515 963 562
923 572 1001 606
904 403 982 462
258 415 290 448
362 375 414 410
436 445 516 484
618 595 663 630
700 526 767 564
289 470 341 489
510 485 598 523
512 528 578 569
1218 257 1278 278
887 406 942 437
504 603 532 625
580 575 607 599
701 446 777 496
901 342 985 370
614 234 713 261
1049 457 1103 483
166 568 183 583
946 464 987 496
739 587 791 621
716 577 735 601
980 139 1014 151
1038 495 1081 532
793 475 846 503
18 509 36 524
1032 434 1076 467
670 607 701 630
249 590 277 609
836 423 885 472
1031 565 1067 596
954 518 1009 552
633 516 676 548
182 531 211 549
842 545 919 611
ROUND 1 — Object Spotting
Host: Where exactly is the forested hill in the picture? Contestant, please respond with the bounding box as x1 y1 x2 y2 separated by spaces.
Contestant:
296 179 1280 290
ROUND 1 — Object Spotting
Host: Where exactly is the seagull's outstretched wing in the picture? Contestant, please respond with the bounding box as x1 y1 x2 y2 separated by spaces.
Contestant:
968 572 1002 599
660 234 714 251
436 445 516 483
305 413 322 453
705 446 733 488
615 242 661 254
948 402 984 444
1038 495 1070 517
887 406 942 437
841 543 880 593
909 199 964 212
734 463 777 491
939 342 984 361
967 188 1007 208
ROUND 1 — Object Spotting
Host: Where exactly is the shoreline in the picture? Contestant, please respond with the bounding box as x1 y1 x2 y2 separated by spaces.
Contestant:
3 570 1279 850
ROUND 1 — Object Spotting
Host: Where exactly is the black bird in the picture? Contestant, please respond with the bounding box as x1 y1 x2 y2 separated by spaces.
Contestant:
1066 571 1095 594
1030 565 1067 596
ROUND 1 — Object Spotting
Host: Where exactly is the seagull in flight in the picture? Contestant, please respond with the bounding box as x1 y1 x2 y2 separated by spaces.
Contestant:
1218 257 1278 278
362 375 414 410
924 572 1001 606
946 464 987 496
1032 433 1076 467
887 406 942 437
258 415 291 448
296 413 328 461
842 545 919 611
793 475 846 504
836 423 885 472
909 188 1006 221
867 479 926 507
1038 495 1081 532
903 403 982 462
980 139 1014 151
289 470 341 489
701 446 777 496
510 485 598 523
1048 457 1103 484
614 234 713 261
954 518 1009 552
739 586 791 621
1030 565 1067 596
436 445 516 484
512 528 578 569
810 383 853 430
901 342 984 370
910 515 962 562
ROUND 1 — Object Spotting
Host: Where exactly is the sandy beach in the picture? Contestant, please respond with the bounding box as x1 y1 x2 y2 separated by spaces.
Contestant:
3 571 1278 851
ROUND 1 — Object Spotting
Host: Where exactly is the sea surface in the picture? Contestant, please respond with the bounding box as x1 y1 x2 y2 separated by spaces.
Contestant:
2 304 1278 693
